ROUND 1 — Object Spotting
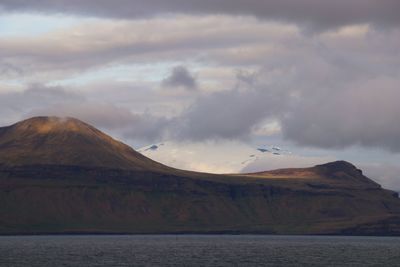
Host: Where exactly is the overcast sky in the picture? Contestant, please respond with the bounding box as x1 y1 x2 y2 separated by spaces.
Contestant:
1 1 400 190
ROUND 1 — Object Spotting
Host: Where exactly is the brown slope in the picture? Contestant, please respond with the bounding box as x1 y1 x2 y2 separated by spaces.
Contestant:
0 116 169 172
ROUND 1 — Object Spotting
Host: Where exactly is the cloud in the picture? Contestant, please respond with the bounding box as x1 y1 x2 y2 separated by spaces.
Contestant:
162 66 197 90
1 14 396 85
0 79 283 144
1 12 400 154
169 36 400 151
29 102 170 142
174 83 286 140
0 83 83 126
1 0 400 32
0 62 24 77
281 76 400 152
2 21 400 153
0 16 297 79
0 83 82 112
359 163 400 192
0 83 170 143
9 70 400 155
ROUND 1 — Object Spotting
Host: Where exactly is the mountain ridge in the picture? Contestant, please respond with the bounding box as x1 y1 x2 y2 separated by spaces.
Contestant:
0 116 400 235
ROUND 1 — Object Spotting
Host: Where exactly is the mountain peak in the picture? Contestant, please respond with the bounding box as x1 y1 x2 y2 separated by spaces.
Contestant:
313 160 380 186
0 116 167 171
315 160 358 172
12 116 93 134
314 160 362 176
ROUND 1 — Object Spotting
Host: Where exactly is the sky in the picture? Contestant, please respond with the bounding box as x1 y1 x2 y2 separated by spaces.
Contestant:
1 1 400 190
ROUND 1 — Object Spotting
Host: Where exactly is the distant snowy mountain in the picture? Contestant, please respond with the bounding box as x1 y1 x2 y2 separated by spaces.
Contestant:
138 141 333 174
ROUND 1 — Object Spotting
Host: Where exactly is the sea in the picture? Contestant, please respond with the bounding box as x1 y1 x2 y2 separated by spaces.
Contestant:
1 235 400 266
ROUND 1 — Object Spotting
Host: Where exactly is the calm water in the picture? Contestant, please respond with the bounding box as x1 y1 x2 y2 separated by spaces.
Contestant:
1 235 400 266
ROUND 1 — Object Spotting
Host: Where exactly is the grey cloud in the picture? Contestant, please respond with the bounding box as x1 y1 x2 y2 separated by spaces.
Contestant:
281 78 400 152
29 87 173 142
0 83 84 126
359 163 400 192
0 83 170 143
0 16 284 79
169 45 400 152
236 70 258 87
3 69 400 154
0 14 400 153
1 0 400 31
0 83 82 113
174 74 288 140
30 103 170 142
30 103 135 130
2 14 397 82
0 79 283 143
162 66 197 90
0 62 24 77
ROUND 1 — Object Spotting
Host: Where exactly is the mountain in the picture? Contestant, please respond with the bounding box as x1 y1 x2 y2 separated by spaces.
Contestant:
0 116 169 171
0 117 400 235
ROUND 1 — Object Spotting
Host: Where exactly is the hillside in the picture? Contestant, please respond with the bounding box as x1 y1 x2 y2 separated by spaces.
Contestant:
0 116 170 172
0 117 400 235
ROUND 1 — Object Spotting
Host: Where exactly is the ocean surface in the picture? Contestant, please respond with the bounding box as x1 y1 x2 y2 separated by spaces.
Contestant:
1 235 400 266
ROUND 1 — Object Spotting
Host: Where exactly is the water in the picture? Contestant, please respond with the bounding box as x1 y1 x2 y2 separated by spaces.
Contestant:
1 235 400 266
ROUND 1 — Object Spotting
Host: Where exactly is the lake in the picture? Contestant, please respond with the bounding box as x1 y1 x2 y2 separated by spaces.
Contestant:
1 235 400 266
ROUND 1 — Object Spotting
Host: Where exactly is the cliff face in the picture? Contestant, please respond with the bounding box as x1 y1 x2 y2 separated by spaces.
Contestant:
0 117 400 235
